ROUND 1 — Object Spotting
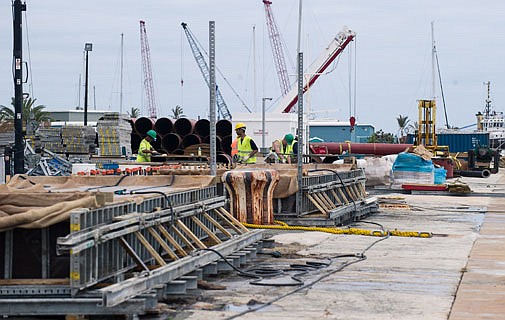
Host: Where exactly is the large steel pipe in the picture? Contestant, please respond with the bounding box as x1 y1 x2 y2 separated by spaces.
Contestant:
195 119 210 137
456 169 491 178
216 119 232 138
134 117 155 136
154 117 174 136
130 133 142 153
221 135 232 155
311 142 412 156
182 134 201 148
203 135 222 151
217 153 232 165
174 118 196 136
151 135 162 151
162 133 182 153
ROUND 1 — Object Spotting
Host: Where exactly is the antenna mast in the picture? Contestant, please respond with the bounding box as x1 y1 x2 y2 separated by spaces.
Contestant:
484 81 491 117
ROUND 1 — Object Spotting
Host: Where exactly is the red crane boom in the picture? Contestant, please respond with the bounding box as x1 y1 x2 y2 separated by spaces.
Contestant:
139 20 157 118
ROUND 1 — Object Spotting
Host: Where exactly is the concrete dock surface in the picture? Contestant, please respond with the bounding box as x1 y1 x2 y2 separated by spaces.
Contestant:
168 172 505 320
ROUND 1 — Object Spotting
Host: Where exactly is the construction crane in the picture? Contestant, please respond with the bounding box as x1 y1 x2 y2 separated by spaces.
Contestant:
273 27 356 113
181 22 232 120
263 0 290 96
139 20 157 118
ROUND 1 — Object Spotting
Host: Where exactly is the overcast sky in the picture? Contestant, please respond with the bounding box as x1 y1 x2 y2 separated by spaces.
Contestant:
1 0 504 134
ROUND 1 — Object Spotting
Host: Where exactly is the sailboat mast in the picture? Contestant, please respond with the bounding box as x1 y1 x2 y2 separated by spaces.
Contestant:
120 33 124 114
431 21 436 100
253 25 257 112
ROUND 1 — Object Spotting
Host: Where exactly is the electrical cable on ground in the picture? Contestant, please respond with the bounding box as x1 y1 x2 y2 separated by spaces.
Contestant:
224 229 390 320
197 248 331 287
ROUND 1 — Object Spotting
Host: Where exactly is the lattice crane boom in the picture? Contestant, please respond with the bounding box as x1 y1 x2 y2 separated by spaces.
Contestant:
263 0 290 96
140 20 158 118
274 27 356 113
181 22 232 120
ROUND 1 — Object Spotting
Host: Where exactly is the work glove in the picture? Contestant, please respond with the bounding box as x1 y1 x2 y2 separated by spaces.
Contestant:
243 156 249 162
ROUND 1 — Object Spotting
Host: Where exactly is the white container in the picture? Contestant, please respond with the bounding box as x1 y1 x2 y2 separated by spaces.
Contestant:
71 163 96 174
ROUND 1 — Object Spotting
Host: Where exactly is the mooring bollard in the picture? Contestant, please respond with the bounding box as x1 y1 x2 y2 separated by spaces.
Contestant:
222 169 279 225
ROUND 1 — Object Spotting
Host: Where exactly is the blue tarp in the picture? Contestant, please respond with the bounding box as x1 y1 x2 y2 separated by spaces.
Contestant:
434 167 447 184
392 152 434 173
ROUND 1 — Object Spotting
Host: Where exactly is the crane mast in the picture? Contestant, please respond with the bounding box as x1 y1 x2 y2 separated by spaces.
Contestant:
263 0 290 96
181 22 232 120
274 27 356 113
139 20 158 118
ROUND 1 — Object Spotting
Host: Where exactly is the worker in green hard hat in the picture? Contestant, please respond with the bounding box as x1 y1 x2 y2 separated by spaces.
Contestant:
268 133 295 164
136 129 159 162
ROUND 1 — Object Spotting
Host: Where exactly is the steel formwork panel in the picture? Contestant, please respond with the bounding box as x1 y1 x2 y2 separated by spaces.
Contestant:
274 169 374 225
61 194 226 294
2 183 263 317
299 169 367 216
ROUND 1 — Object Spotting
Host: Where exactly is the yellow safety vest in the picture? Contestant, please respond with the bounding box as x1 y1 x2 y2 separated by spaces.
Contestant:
136 138 152 162
272 139 294 156
237 136 257 164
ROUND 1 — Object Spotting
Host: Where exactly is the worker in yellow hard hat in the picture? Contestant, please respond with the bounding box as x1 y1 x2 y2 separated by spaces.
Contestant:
233 122 258 164
136 129 159 162
267 133 296 164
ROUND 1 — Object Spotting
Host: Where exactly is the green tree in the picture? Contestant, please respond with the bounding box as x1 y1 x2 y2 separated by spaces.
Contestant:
0 97 51 132
171 105 185 119
127 107 140 118
367 129 395 143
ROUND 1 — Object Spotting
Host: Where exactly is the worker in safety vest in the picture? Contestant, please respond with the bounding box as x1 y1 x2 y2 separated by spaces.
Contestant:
233 123 258 164
267 133 295 164
136 130 159 162
231 138 238 157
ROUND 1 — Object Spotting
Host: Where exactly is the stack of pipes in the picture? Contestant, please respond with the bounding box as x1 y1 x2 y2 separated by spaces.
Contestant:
130 117 233 161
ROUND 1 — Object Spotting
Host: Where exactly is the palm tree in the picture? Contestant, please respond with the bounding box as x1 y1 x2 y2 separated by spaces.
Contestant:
127 107 140 118
396 115 410 143
0 97 51 132
171 105 185 119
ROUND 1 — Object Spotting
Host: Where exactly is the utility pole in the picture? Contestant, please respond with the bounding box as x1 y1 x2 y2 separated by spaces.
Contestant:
84 43 92 126
261 97 272 150
13 0 26 174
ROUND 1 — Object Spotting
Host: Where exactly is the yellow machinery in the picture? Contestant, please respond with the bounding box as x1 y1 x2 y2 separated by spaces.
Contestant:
417 99 437 147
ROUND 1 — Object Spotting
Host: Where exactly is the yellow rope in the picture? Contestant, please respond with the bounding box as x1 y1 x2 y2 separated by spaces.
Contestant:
240 220 432 238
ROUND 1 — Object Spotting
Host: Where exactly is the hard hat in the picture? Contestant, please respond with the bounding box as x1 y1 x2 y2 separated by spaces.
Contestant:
147 129 157 141
284 133 294 144
235 122 246 130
